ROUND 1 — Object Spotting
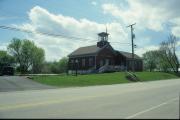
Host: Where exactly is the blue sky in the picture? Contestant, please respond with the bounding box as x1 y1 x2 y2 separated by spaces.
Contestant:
0 0 180 61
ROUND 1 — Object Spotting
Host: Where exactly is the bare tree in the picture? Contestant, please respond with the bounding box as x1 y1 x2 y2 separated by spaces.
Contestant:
159 34 179 73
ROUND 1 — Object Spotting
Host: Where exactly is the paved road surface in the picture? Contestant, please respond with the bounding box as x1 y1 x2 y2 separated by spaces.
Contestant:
0 76 54 92
0 78 180 119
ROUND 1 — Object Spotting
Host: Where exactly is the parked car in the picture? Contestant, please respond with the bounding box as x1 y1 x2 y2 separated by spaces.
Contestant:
1 66 14 76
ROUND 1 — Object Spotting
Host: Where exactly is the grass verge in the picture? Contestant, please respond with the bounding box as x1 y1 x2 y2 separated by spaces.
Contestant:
31 72 179 87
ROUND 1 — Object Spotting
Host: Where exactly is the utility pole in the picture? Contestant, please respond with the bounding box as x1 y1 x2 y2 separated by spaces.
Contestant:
127 23 136 72
75 59 79 76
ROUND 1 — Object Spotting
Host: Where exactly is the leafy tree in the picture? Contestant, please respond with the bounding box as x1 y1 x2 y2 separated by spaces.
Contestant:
31 47 45 73
8 38 22 67
41 62 53 74
50 61 60 74
41 57 68 74
8 38 45 74
153 50 170 72
0 50 14 65
58 57 68 73
143 50 158 72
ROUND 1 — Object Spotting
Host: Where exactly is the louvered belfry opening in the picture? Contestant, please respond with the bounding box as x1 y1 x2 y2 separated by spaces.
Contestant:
97 32 110 48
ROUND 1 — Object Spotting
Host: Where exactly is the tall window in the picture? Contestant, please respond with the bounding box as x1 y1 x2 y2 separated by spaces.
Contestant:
89 58 93 66
82 59 85 67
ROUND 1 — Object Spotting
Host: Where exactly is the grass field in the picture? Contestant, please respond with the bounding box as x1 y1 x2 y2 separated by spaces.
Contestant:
31 72 179 87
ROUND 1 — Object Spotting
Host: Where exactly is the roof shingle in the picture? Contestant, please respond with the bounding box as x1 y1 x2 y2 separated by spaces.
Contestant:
116 51 142 59
68 45 100 57
68 45 142 60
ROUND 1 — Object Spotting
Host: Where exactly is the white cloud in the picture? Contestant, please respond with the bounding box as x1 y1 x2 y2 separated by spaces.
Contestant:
17 6 130 61
102 0 180 60
102 0 180 32
172 27 180 38
135 45 159 57
170 18 180 37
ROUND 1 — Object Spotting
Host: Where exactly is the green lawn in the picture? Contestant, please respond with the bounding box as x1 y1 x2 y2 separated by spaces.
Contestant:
135 72 179 82
31 72 179 87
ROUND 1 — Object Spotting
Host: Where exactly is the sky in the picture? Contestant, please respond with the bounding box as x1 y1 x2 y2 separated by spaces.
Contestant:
0 0 180 61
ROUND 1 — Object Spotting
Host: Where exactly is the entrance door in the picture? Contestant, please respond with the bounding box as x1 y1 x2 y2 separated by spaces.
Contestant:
105 59 109 65
100 60 104 67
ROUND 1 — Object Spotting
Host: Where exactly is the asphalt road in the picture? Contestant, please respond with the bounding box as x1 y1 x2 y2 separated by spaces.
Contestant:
0 76 54 92
0 78 180 119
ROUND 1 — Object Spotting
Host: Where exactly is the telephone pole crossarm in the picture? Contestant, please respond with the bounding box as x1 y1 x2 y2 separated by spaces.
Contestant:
126 23 136 28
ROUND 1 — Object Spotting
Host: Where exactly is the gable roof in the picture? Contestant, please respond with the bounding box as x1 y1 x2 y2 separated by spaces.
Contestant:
68 44 142 60
116 51 142 60
68 45 101 57
68 44 115 57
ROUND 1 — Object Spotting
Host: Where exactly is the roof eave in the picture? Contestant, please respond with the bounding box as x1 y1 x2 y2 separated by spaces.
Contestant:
68 53 96 58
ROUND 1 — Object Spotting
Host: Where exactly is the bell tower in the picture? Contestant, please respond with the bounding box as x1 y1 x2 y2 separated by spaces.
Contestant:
97 30 109 48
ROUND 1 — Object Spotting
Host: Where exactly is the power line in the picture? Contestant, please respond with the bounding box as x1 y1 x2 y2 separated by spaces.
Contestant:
0 25 131 45
0 25 95 41
110 42 131 44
